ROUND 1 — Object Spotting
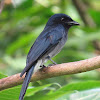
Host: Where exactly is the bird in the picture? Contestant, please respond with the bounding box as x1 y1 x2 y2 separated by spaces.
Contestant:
19 13 80 100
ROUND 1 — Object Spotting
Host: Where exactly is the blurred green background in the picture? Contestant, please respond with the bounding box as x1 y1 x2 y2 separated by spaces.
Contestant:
0 0 100 100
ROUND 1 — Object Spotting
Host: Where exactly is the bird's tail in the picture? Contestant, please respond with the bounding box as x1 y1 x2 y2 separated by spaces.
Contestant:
19 64 35 100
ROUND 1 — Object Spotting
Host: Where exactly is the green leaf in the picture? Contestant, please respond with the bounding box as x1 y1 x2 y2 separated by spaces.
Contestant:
68 88 100 100
0 85 21 100
48 81 100 100
6 33 34 55
25 81 100 100
0 73 7 79
0 73 21 100
25 84 51 96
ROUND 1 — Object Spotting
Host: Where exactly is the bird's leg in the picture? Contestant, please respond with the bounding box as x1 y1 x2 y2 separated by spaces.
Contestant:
49 58 57 65
47 56 57 65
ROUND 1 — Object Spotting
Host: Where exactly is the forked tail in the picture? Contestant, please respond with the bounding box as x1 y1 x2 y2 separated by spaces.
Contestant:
19 65 35 100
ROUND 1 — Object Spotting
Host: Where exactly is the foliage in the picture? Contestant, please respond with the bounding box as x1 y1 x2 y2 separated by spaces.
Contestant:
0 0 100 100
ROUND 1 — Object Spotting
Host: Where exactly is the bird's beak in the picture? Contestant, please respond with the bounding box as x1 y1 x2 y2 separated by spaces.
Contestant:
67 21 80 26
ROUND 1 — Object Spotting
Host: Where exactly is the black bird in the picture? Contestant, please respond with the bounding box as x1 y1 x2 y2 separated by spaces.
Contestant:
19 13 79 100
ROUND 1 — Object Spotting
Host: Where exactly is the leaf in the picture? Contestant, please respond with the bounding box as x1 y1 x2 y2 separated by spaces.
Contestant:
0 75 51 100
25 84 51 96
0 73 21 100
25 81 100 100
0 85 21 100
68 88 100 100
0 73 7 79
6 33 34 55
49 81 100 100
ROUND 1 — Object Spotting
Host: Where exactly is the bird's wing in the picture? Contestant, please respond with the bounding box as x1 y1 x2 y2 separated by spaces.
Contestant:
20 28 64 77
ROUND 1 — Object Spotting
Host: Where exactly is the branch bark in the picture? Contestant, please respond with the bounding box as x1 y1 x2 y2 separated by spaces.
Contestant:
0 56 100 91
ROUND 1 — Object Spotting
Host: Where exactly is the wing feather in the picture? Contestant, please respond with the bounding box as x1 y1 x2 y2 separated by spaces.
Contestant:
20 28 63 77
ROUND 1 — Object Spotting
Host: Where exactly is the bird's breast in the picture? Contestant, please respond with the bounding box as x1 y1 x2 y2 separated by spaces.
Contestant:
49 34 67 58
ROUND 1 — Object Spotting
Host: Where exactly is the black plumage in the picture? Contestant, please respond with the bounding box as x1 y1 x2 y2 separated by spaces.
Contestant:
19 13 79 100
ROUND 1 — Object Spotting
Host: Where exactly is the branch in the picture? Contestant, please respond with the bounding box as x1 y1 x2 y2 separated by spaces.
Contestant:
72 0 96 28
0 56 100 91
0 0 5 14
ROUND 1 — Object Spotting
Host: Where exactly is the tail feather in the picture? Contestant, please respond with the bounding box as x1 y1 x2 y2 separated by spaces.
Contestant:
19 65 35 100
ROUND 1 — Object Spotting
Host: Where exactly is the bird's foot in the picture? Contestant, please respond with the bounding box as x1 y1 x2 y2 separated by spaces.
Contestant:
40 65 46 68
40 65 47 73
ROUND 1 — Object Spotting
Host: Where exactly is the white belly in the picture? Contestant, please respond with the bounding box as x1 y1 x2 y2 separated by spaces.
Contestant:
49 36 67 58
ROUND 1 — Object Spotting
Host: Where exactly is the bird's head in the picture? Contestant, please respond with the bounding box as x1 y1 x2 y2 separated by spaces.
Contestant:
46 13 80 28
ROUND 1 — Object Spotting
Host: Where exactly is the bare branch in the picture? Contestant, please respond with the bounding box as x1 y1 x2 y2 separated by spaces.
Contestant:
72 0 96 28
0 0 5 14
0 56 100 91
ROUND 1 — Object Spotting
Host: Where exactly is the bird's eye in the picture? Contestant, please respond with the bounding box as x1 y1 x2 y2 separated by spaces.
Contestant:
61 18 65 21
